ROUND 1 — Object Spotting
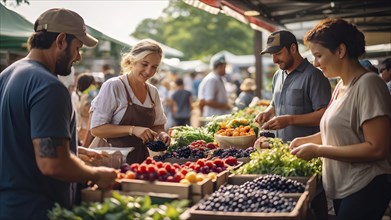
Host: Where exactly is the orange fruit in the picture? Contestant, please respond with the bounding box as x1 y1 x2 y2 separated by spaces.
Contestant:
125 171 136 179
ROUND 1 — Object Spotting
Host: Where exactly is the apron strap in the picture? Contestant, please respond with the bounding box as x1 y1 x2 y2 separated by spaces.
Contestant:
146 84 155 107
119 77 133 105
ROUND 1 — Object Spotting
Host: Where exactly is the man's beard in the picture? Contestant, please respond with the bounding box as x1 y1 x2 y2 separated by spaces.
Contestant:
279 55 294 71
55 46 73 76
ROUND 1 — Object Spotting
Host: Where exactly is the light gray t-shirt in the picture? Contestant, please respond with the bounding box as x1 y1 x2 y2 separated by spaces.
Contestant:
320 72 391 199
198 72 230 117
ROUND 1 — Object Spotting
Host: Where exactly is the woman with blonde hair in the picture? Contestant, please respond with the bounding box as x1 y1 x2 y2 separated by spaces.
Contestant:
90 39 170 164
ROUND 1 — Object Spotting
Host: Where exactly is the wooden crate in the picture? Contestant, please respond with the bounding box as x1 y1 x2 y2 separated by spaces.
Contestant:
213 169 229 191
81 188 179 204
227 161 244 171
121 178 213 204
227 174 317 201
189 191 309 220
237 157 251 164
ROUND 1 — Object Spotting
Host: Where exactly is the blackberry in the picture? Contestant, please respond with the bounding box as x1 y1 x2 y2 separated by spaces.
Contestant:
243 174 305 193
259 131 275 138
145 140 168 152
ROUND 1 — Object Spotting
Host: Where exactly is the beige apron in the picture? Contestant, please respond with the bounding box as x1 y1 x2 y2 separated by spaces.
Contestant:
107 77 156 164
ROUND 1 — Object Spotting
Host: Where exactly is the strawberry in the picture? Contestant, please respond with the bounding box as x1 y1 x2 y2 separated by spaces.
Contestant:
196 159 205 167
130 163 139 172
205 161 214 169
147 164 157 174
213 158 224 167
144 157 154 165
206 143 217 149
138 164 147 173
224 156 237 166
165 163 176 174
172 163 181 169
180 168 189 176
156 161 164 169
194 164 201 173
166 176 175 182
174 173 184 182
158 168 168 176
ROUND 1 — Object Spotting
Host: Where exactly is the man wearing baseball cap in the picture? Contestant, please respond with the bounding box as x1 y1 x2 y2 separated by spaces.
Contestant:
254 30 332 219
0 8 116 220
254 30 331 142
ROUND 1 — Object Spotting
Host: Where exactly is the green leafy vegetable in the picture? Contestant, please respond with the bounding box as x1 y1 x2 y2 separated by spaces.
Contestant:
47 192 189 220
233 138 322 177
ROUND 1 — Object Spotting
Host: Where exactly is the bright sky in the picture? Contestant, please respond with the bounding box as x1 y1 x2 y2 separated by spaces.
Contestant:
3 0 169 44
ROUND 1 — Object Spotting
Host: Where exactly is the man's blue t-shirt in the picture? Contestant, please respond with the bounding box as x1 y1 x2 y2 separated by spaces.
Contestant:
0 59 77 220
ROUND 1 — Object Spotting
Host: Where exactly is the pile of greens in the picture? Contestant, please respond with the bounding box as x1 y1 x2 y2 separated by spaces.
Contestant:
169 126 214 151
233 138 322 177
48 191 189 220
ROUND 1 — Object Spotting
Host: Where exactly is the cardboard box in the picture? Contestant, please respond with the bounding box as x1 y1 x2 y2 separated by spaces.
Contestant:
189 192 309 220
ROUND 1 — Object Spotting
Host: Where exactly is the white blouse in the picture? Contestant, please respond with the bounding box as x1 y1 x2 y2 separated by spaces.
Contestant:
90 74 167 129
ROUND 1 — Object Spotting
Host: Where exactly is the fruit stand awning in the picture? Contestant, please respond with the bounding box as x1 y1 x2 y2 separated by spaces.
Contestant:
184 0 391 46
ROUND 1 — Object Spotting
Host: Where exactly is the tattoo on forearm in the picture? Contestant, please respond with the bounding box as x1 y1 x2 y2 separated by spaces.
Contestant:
39 137 62 158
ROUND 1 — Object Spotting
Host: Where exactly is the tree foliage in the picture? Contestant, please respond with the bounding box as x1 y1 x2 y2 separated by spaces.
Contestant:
132 0 253 60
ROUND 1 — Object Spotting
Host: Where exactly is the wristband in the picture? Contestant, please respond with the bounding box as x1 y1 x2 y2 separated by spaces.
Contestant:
128 126 134 136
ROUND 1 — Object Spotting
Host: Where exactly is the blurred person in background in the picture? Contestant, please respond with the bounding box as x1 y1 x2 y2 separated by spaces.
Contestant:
170 77 193 126
58 66 76 95
379 57 391 94
193 71 203 99
291 18 391 220
198 54 231 117
102 63 117 82
0 8 116 220
254 30 331 142
235 78 257 110
75 73 98 146
89 39 170 164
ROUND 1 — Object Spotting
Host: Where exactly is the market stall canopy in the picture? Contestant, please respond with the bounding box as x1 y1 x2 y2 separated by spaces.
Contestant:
184 0 391 46
0 3 130 52
0 3 33 51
